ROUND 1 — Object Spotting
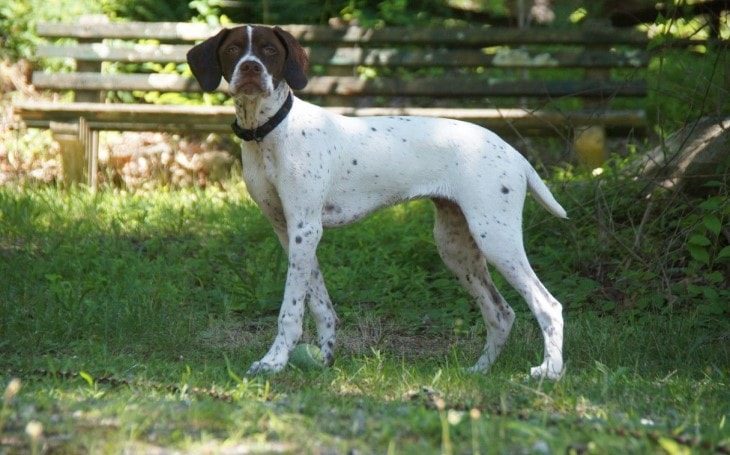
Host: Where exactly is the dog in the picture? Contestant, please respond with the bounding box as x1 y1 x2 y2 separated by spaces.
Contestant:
187 24 566 379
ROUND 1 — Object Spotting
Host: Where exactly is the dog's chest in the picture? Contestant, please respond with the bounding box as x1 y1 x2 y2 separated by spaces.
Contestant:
240 144 282 212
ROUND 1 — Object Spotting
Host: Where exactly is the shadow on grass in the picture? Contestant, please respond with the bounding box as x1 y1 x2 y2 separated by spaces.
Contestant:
1 184 728 453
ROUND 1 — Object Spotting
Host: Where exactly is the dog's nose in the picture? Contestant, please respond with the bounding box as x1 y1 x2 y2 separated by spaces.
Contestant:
241 60 263 75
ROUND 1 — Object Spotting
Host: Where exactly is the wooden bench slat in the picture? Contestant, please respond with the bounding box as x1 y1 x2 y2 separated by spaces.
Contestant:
37 22 649 46
33 72 647 98
36 43 190 63
288 25 651 46
36 21 215 41
307 77 648 98
15 101 646 133
295 25 647 46
32 72 201 92
37 43 650 69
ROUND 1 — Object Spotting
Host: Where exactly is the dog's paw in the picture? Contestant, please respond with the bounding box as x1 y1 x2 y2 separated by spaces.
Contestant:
464 363 490 375
530 362 562 380
246 360 284 376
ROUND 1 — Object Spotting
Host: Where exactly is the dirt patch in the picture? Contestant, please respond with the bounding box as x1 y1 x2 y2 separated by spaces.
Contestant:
199 315 469 360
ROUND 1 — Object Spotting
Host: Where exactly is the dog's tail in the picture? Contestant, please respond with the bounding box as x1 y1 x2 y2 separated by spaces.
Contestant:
526 165 568 219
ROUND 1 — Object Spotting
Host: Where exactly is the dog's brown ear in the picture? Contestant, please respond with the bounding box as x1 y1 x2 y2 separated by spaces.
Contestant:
273 26 309 90
187 28 230 92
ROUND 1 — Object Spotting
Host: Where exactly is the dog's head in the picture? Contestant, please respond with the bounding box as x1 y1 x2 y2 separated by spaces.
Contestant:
187 25 309 97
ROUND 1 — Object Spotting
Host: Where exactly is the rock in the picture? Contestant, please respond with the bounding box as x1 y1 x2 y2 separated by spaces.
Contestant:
637 117 730 195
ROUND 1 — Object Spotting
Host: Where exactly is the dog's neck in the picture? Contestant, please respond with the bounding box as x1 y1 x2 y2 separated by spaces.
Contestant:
233 84 291 131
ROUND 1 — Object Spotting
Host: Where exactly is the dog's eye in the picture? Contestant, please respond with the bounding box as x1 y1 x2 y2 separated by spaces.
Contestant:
225 45 240 55
263 45 277 56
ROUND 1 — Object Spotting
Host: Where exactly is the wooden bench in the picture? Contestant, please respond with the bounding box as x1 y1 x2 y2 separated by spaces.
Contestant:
14 17 651 187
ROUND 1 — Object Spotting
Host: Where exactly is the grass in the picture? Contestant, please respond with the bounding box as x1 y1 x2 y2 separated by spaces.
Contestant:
1 178 728 454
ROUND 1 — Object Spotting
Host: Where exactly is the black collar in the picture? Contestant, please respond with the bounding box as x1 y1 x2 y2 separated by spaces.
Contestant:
231 93 294 142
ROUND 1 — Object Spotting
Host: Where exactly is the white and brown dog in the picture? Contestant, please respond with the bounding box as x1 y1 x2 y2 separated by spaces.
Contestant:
187 25 566 379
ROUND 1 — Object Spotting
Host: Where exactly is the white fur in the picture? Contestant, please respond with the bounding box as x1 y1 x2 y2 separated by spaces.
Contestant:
191 25 566 379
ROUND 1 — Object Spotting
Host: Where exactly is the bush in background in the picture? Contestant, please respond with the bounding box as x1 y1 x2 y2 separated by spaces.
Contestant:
0 0 103 60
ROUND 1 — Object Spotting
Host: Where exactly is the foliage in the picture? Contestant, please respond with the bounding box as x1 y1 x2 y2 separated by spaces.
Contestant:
645 12 730 134
543 160 729 321
0 0 103 60
339 0 457 26
101 0 193 21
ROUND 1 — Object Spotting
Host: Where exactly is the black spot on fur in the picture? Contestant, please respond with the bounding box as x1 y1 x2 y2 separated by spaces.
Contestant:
501 186 510 194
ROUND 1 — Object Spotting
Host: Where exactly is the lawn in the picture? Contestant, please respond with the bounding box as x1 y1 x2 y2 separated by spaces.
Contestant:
1 180 728 454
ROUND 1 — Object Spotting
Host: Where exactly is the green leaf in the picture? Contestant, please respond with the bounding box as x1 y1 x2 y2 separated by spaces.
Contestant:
698 301 727 316
699 197 721 211
703 215 722 235
702 286 719 300
717 246 730 262
687 244 710 265
708 271 725 283
688 234 711 246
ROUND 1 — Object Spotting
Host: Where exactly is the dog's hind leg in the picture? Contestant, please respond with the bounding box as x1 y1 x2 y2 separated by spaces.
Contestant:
461 204 564 379
433 199 516 374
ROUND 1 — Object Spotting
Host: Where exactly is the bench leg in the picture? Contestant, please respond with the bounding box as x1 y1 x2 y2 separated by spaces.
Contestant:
85 127 100 191
50 118 98 189
50 120 85 186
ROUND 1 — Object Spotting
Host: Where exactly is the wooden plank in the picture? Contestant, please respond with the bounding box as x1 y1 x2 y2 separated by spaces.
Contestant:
32 72 204 92
37 42 650 69
14 102 235 132
278 25 651 46
32 72 648 98
15 101 646 133
36 22 650 46
301 76 648 98
37 42 652 70
36 21 216 41
36 20 722 50
14 101 234 117
327 107 646 129
36 43 191 63
309 47 649 68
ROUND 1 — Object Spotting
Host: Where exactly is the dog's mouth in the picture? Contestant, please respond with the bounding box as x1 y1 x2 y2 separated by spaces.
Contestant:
229 80 268 97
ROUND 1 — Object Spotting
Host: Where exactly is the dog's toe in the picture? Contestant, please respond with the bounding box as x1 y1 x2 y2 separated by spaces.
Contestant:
530 363 562 380
464 364 489 374
246 360 282 376
246 361 263 376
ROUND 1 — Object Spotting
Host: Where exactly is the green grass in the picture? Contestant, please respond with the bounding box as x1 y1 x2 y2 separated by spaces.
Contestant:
1 180 728 453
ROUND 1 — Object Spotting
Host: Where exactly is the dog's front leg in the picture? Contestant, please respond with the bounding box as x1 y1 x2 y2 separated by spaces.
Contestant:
308 259 338 366
247 219 323 375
